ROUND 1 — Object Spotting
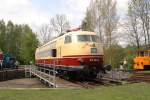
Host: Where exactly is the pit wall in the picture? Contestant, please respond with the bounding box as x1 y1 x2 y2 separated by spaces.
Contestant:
0 69 25 81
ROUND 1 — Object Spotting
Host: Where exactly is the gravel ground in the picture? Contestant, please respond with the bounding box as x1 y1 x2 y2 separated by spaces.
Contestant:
0 77 82 89
0 78 47 88
103 70 131 80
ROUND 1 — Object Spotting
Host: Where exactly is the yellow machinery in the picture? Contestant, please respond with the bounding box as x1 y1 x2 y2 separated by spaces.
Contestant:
133 50 150 70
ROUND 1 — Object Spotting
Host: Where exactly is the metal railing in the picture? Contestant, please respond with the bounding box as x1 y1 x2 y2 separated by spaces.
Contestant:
25 63 57 88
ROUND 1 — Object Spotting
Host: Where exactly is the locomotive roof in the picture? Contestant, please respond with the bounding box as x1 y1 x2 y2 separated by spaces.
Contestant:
144 50 150 51
38 31 96 49
136 50 150 52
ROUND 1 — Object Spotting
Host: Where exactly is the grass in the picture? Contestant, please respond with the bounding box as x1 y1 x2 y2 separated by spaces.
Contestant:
0 83 150 100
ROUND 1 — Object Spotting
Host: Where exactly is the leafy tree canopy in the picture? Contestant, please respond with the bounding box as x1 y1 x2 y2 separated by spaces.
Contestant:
0 20 39 64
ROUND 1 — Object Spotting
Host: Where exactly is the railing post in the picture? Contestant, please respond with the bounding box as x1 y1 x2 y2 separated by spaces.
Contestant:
53 60 56 88
30 64 31 78
25 65 27 77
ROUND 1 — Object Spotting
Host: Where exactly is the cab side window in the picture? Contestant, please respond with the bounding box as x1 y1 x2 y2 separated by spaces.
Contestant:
140 51 144 56
52 49 57 57
65 35 72 43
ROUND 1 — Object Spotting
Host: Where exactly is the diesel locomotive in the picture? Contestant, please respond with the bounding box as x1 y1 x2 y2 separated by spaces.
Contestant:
35 29 104 79
134 50 150 70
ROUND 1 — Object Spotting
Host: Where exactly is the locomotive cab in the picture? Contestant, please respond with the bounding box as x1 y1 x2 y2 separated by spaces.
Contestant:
63 31 103 55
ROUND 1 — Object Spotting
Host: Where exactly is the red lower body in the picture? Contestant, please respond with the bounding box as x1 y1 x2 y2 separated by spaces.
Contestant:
35 55 103 68
36 55 104 79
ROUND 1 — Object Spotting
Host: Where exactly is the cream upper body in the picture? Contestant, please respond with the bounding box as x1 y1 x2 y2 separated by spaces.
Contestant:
35 31 104 59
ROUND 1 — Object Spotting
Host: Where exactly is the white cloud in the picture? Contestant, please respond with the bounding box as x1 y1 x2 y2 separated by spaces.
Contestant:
66 0 129 27
0 0 49 32
66 0 90 13
0 0 130 33
61 0 91 27
0 0 90 32
116 0 129 18
117 0 129 10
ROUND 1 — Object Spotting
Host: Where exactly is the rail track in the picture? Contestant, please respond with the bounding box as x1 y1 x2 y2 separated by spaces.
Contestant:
127 71 150 83
28 66 150 88
46 72 124 88
28 65 150 88
67 71 150 88
69 79 101 89
62 77 123 89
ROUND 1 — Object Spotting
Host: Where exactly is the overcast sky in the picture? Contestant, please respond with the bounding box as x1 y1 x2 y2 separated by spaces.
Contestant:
0 0 129 32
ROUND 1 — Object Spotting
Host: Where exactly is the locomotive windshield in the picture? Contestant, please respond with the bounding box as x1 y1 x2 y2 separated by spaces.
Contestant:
77 35 99 42
137 51 150 56
137 51 144 56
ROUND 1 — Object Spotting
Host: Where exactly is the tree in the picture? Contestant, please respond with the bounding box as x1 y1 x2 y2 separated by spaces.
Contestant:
81 0 118 44
127 4 141 50
6 21 14 52
38 14 70 44
19 25 39 64
124 45 137 69
82 0 118 66
39 23 53 44
0 20 39 64
81 7 96 32
104 44 125 68
0 20 6 51
127 0 150 50
11 25 22 58
50 14 70 36
135 0 150 46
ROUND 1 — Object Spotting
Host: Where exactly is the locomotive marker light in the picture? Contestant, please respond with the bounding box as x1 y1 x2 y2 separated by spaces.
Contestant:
89 59 99 62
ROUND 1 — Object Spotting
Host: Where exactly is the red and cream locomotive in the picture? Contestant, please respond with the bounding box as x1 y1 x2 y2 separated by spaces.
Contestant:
35 29 104 79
